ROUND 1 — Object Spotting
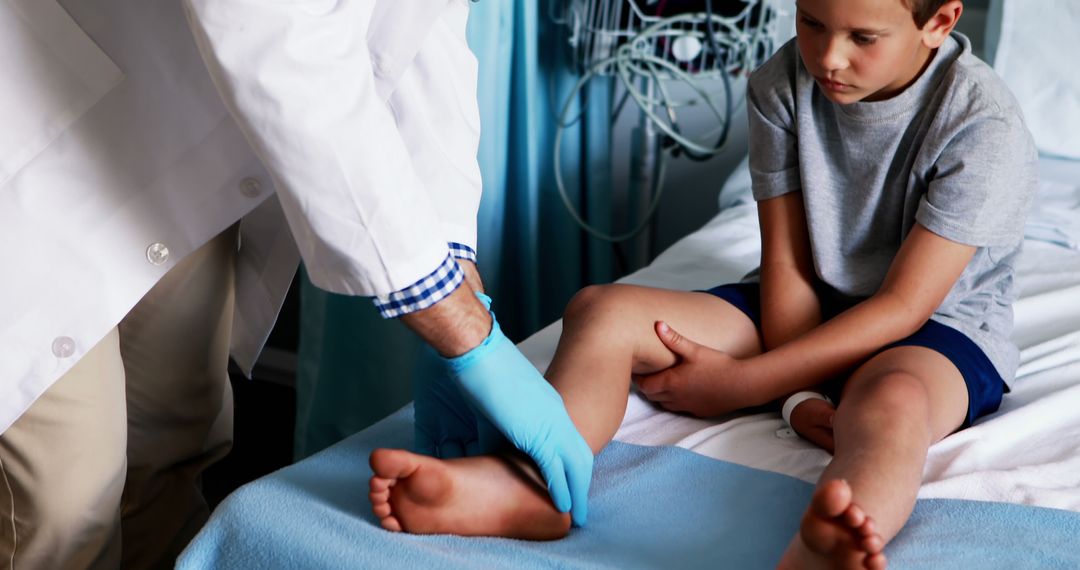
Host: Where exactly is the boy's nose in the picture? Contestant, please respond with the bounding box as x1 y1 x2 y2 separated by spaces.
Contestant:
819 36 848 73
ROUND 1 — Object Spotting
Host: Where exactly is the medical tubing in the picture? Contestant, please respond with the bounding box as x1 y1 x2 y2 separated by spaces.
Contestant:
665 0 734 161
618 53 729 154
553 8 760 243
553 49 717 242
648 56 732 162
555 113 670 243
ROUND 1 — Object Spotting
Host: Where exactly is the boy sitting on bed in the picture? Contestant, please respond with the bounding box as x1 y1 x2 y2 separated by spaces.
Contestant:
369 0 1038 567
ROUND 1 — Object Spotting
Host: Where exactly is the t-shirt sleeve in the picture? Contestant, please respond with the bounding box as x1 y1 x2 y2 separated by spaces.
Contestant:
916 115 1039 246
747 51 801 202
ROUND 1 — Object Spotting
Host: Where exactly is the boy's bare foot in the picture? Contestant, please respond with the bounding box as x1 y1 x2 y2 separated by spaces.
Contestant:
368 448 571 540
777 479 886 570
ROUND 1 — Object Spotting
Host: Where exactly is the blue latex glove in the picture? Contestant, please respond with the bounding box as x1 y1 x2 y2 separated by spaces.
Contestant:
413 293 500 459
444 294 594 526
413 344 498 459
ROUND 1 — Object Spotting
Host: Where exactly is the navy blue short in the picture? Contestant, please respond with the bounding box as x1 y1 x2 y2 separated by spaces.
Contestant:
703 282 1006 427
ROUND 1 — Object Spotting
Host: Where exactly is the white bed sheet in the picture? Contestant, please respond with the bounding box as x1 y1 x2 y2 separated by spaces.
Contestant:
518 157 1080 513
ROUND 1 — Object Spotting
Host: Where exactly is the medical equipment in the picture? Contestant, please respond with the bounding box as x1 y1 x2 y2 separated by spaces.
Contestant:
550 0 779 254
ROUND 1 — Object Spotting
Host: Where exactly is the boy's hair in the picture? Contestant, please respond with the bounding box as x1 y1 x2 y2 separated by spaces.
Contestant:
901 0 954 28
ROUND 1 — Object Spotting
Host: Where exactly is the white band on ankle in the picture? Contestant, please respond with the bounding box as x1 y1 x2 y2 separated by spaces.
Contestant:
781 391 831 427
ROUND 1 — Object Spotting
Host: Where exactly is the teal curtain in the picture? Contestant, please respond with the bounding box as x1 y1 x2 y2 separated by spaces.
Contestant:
293 0 615 460
293 267 421 460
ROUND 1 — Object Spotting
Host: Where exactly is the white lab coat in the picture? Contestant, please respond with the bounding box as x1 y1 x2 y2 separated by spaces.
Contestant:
183 0 483 296
0 0 481 434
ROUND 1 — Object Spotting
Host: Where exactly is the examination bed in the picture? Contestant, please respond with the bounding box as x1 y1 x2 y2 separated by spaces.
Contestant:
178 153 1080 569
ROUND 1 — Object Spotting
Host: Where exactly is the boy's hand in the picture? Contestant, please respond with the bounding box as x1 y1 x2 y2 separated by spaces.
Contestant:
788 398 836 453
635 321 754 417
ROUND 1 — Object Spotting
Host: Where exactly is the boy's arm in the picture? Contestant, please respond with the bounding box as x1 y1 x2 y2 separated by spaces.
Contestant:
744 48 818 350
639 223 971 416
740 223 976 404
758 192 821 350
758 192 831 446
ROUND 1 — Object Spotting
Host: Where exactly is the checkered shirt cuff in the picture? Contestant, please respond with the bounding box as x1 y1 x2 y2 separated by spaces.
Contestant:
448 242 477 263
372 253 465 318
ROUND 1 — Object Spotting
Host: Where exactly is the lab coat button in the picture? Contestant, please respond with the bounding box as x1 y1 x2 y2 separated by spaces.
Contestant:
52 337 76 358
239 177 262 197
146 242 170 265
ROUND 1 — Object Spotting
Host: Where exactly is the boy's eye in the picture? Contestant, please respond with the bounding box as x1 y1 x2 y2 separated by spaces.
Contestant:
799 17 824 29
852 34 877 46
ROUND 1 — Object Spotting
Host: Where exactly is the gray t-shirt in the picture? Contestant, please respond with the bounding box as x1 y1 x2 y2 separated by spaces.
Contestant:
746 33 1038 384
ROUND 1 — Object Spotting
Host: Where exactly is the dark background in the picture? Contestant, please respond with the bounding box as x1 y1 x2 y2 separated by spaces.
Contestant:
203 271 301 508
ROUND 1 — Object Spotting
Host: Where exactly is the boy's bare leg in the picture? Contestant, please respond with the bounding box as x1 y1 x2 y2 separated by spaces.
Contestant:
778 346 969 569
544 284 763 451
370 284 763 538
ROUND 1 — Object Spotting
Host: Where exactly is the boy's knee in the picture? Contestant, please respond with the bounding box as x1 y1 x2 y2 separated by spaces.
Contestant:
842 370 932 427
564 284 619 323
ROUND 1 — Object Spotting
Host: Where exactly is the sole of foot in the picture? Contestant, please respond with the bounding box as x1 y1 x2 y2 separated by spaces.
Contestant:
368 448 571 541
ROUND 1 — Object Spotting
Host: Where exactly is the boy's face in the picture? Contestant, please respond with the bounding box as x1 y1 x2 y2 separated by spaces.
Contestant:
795 0 955 104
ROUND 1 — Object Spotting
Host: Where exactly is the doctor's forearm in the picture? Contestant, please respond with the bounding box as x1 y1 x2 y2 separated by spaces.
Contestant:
458 260 485 295
400 281 492 358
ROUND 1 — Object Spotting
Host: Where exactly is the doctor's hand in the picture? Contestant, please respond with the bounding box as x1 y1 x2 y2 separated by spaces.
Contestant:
635 321 753 417
412 262 496 459
412 344 496 458
444 295 594 527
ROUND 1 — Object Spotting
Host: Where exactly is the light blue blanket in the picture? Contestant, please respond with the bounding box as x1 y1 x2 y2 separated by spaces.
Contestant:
179 407 1080 569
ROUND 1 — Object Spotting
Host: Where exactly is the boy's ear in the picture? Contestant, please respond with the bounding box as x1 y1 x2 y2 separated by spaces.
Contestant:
921 0 963 49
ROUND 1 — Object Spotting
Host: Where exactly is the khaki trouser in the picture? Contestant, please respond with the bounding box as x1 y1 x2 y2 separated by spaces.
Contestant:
0 226 238 570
